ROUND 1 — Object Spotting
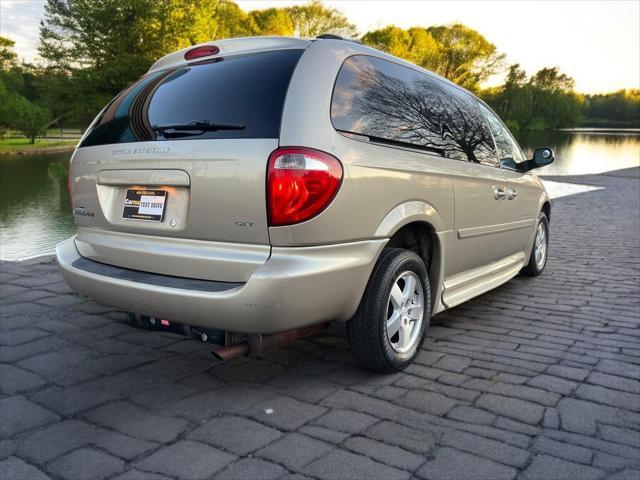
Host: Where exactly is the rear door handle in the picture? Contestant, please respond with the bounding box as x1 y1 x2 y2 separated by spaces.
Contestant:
507 188 518 200
493 186 507 200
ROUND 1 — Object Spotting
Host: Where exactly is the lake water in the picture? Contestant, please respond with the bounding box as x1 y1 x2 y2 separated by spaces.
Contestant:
516 129 640 176
1 130 638 261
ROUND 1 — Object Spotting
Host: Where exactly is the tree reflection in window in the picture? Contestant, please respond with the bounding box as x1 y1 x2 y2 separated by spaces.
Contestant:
332 55 498 166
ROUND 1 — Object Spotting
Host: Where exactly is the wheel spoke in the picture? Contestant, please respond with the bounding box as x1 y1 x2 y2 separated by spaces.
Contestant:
398 322 411 349
407 304 423 320
386 310 402 337
402 275 416 303
390 284 404 309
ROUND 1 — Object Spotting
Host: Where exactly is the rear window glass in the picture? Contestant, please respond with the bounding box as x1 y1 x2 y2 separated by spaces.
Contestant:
80 49 304 148
331 55 497 166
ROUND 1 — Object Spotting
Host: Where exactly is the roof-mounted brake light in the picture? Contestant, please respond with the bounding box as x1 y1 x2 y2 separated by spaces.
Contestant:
184 45 220 61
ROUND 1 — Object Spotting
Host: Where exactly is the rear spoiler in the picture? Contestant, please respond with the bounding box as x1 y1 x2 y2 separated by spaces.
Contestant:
149 36 312 73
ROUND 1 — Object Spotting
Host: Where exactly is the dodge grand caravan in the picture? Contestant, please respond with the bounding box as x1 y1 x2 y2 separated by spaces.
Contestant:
57 36 554 371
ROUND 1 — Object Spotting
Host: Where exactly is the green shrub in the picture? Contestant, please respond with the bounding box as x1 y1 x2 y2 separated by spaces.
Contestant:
504 120 520 132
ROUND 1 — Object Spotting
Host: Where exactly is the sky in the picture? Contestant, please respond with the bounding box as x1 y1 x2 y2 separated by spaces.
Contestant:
1 0 638 93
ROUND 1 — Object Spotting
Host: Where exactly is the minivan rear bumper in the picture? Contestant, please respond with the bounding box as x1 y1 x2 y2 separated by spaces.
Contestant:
56 236 386 334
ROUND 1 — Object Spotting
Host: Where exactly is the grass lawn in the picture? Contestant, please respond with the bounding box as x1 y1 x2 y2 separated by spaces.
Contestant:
0 137 78 154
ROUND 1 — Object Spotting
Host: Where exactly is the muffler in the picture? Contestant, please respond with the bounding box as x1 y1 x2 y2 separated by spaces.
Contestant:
211 322 329 361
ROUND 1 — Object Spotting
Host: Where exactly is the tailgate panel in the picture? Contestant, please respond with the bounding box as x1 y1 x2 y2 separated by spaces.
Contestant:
70 139 275 244
69 139 275 280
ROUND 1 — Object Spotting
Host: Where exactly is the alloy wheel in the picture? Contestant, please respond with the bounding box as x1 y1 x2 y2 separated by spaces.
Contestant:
534 221 548 270
386 271 424 354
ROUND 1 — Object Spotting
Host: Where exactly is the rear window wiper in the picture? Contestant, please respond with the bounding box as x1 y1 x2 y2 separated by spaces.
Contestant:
153 120 245 137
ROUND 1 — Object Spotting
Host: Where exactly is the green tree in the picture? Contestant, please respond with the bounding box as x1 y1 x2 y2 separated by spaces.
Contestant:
0 36 18 70
406 28 440 68
0 79 12 134
481 64 582 130
39 0 233 78
1 38 20 134
581 90 640 126
10 96 51 143
490 64 533 130
286 0 357 38
37 0 358 125
0 36 53 138
527 67 581 129
361 26 439 70
0 81 51 143
249 8 294 36
428 24 504 90
362 26 412 59
38 0 255 125
213 1 258 38
0 35 27 100
362 24 503 91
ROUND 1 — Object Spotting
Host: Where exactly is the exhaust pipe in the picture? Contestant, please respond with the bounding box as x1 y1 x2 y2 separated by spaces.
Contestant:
212 323 329 361
211 341 251 361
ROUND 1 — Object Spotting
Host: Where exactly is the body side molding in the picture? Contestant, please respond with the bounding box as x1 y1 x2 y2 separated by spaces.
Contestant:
458 219 535 239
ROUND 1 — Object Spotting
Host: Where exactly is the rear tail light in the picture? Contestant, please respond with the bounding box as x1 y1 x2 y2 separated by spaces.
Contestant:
267 147 343 226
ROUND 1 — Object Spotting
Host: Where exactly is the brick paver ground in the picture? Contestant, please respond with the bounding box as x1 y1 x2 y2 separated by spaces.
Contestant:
1 168 639 480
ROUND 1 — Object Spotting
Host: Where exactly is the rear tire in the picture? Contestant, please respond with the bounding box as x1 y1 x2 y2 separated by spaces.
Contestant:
523 212 549 276
347 248 431 372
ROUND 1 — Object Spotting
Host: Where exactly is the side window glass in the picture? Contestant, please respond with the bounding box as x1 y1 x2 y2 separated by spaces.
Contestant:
331 55 496 166
480 104 524 166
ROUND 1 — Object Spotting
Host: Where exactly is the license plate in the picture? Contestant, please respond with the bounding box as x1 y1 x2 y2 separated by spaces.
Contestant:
123 189 167 221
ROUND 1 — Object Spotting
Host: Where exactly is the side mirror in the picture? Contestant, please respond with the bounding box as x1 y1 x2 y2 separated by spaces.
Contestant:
532 147 555 168
500 158 518 170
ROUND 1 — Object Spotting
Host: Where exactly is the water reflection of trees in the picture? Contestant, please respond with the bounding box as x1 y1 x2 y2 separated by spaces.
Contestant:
345 64 497 165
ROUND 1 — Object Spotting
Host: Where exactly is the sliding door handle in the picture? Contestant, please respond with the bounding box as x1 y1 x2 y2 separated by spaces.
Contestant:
493 186 507 200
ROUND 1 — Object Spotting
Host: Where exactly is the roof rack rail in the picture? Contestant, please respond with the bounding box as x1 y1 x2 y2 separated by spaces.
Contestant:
316 34 362 45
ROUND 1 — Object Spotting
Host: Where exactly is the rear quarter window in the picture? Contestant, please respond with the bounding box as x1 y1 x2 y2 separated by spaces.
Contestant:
331 55 497 166
80 49 304 148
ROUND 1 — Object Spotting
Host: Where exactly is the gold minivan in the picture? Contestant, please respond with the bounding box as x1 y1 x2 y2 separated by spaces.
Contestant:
57 36 553 371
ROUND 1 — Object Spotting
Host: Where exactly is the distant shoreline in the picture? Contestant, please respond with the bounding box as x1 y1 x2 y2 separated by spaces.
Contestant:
0 144 77 157
557 127 640 134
